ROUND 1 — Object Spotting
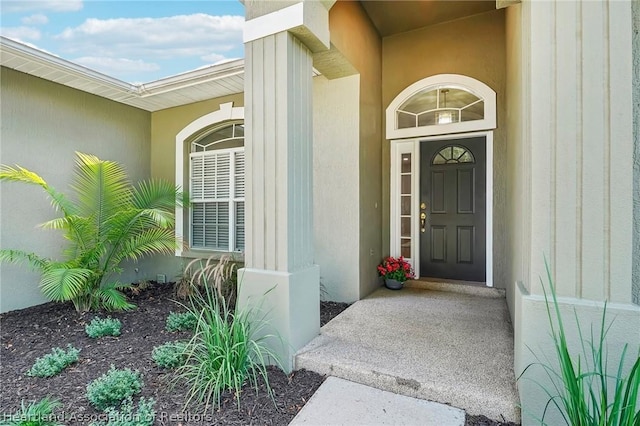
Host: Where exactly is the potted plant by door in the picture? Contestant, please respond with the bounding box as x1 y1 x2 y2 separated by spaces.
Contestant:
377 256 414 290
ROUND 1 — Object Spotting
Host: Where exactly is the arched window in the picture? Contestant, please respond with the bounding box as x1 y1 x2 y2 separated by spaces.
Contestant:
189 123 244 251
386 74 496 139
175 102 244 256
397 87 483 128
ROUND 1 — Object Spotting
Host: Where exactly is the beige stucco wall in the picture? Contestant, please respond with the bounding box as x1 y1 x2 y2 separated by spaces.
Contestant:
313 74 361 302
0 67 159 312
633 0 640 305
505 4 527 321
381 9 508 290
329 0 383 299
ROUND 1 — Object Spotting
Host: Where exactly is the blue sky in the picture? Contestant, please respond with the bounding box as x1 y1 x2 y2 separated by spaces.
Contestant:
0 0 245 83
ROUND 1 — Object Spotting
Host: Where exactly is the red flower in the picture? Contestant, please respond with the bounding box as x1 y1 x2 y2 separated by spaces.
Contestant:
376 256 414 282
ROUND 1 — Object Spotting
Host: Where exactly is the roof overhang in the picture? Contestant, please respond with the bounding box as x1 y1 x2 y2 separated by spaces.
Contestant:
360 0 497 37
0 36 245 112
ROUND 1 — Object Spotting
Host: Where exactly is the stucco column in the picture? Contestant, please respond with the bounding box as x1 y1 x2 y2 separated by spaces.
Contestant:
526 0 634 303
238 1 331 372
509 1 640 424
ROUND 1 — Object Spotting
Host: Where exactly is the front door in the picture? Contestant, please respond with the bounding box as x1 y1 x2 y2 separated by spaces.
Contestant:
419 137 486 281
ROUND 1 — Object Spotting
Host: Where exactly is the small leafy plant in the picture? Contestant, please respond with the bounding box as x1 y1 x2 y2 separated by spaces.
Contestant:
174 263 279 412
86 317 121 338
86 365 142 411
152 341 188 369
2 397 62 426
165 311 197 332
377 256 414 282
90 397 156 426
520 261 640 425
26 345 80 378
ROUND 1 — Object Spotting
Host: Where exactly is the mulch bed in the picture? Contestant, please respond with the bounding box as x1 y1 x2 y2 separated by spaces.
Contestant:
0 283 349 425
1 283 517 425
466 415 519 426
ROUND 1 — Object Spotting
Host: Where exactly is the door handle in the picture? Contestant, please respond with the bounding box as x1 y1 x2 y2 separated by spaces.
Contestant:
420 202 427 233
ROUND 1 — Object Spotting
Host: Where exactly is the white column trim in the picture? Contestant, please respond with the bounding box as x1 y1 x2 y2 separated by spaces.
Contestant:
243 1 330 51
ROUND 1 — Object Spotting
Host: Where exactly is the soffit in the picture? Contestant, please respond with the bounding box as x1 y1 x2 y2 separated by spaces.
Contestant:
0 36 245 112
360 0 497 37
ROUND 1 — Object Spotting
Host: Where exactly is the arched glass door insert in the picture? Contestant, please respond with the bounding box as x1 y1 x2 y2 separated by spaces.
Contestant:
432 145 475 164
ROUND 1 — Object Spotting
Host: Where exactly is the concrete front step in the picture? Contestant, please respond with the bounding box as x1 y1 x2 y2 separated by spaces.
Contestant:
295 287 520 423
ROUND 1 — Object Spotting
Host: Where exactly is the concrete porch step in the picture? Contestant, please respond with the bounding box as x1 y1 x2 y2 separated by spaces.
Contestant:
295 287 520 423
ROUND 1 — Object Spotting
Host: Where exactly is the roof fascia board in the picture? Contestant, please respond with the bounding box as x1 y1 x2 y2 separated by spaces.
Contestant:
139 59 245 97
0 37 252 111
0 36 135 92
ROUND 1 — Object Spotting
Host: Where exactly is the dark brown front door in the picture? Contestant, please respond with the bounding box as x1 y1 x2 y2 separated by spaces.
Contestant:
419 137 486 281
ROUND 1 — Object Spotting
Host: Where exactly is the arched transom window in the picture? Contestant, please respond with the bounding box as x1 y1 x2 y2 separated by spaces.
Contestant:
397 87 483 129
386 74 496 139
189 122 245 252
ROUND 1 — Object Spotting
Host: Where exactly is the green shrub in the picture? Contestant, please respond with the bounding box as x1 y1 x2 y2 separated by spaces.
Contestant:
86 365 142 411
89 397 156 426
86 317 121 338
152 341 188 369
175 280 279 412
2 397 62 426
26 345 80 378
519 261 640 425
165 311 197 332
0 152 182 312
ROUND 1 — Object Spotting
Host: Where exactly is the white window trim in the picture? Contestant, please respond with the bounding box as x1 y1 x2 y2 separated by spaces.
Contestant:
390 131 494 287
386 74 497 140
175 102 244 256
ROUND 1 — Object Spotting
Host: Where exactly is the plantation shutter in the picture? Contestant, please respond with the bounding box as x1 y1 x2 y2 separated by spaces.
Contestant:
234 151 245 251
190 151 231 250
188 121 244 253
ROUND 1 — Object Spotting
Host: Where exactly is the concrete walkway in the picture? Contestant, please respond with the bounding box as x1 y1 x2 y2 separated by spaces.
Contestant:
290 376 465 425
295 283 520 423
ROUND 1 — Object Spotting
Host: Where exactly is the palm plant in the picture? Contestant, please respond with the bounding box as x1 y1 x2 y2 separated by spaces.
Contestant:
0 152 182 312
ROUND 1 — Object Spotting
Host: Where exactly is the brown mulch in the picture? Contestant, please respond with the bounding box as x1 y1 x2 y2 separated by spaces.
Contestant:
0 283 348 425
466 414 520 426
0 284 517 425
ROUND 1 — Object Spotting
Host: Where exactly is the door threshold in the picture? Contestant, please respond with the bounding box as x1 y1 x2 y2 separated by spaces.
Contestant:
418 277 486 286
406 278 505 299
